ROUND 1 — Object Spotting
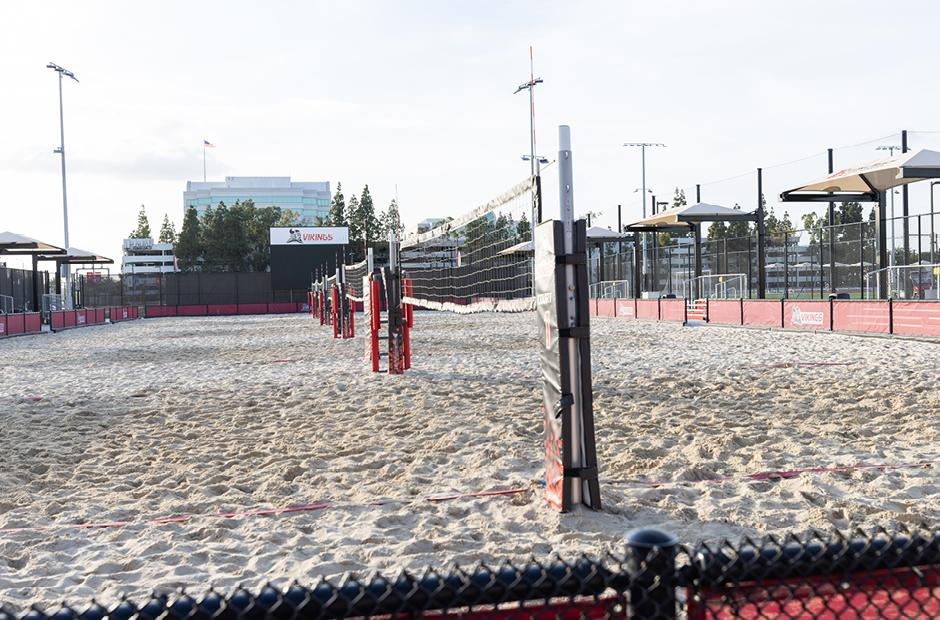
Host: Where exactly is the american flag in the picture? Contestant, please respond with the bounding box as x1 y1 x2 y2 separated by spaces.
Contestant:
203 140 215 148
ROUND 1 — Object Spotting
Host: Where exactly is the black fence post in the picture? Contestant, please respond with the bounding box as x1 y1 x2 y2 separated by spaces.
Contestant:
625 528 678 619
783 231 789 299
756 168 766 299
819 226 824 299
859 221 865 299
828 148 836 293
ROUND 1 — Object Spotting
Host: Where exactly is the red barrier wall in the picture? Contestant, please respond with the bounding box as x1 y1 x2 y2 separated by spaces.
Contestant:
25 312 41 333
782 300 830 331
890 301 940 337
177 305 208 316
7 314 24 335
268 302 300 314
707 299 742 325
743 300 782 327
615 298 635 319
64 310 77 328
145 305 177 318
832 300 890 334
238 303 268 315
51 311 65 331
0 313 40 336
96 308 105 323
660 299 685 322
596 299 616 317
207 304 238 316
636 299 659 320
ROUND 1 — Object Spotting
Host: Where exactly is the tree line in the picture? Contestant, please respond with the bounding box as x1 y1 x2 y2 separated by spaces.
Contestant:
141 182 406 272
129 204 178 244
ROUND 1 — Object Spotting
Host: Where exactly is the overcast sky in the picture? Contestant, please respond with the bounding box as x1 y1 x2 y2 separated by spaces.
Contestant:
3 1 940 268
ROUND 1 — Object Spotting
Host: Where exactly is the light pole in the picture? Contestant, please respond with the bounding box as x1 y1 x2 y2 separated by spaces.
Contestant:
521 154 550 177
514 47 542 268
876 145 902 267
624 142 665 289
47 62 79 309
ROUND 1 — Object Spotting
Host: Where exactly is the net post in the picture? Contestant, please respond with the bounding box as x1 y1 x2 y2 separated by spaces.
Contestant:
538 125 601 512
369 272 381 372
386 233 405 374
330 282 339 339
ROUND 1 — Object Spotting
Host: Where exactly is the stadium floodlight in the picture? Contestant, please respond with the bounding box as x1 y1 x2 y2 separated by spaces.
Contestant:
47 61 79 310
521 154 550 180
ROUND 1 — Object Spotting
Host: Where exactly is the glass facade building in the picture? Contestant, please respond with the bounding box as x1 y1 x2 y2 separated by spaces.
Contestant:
184 177 331 224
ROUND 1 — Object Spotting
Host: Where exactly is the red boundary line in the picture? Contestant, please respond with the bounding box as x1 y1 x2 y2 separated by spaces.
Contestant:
0 487 528 535
608 461 933 489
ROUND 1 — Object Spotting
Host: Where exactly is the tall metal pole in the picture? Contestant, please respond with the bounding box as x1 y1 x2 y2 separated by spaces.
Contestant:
756 168 766 299
828 148 835 292
902 130 909 267
514 47 542 232
641 146 647 218
624 142 665 292
48 63 78 310
876 144 902 267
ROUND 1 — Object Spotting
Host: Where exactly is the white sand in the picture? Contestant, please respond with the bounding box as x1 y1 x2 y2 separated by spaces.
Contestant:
0 313 938 610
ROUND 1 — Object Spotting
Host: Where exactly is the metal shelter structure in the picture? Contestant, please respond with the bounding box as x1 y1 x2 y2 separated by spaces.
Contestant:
0 232 66 311
35 247 114 297
624 202 762 299
781 148 940 298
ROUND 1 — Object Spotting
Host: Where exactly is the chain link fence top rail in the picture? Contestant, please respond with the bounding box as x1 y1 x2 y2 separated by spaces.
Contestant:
3 526 936 619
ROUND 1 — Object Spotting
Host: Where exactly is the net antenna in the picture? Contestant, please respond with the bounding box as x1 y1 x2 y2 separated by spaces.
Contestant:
399 178 537 314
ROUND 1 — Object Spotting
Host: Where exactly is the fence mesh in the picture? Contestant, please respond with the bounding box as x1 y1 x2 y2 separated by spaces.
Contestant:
401 178 537 313
2 527 935 619
78 272 300 307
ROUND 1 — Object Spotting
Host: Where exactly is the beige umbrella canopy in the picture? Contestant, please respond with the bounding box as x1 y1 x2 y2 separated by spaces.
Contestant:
781 149 940 201
36 246 113 264
0 231 66 254
625 202 756 231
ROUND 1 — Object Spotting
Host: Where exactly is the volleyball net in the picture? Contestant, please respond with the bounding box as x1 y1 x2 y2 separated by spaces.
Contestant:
399 177 537 314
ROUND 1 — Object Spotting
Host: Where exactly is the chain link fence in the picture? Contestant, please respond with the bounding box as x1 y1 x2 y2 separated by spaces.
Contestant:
3 527 936 619
76 272 308 308
0 266 50 312
589 210 939 301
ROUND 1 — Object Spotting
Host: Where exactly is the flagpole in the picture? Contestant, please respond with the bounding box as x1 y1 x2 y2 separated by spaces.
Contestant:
203 143 206 182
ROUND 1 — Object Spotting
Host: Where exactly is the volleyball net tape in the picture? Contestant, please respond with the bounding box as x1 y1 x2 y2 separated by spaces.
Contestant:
399 177 537 314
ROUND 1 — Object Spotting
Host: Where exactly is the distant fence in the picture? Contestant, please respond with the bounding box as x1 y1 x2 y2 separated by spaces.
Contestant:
144 302 304 318
79 272 308 308
2 527 936 619
594 297 940 339
0 266 50 313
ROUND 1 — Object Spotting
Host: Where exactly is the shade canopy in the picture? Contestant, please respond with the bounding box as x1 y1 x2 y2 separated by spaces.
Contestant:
496 239 533 256
625 202 756 232
585 226 631 241
781 149 940 202
0 231 66 255
36 246 113 265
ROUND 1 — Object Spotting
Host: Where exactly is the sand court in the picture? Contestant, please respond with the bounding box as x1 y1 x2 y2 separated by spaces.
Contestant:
0 313 937 609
